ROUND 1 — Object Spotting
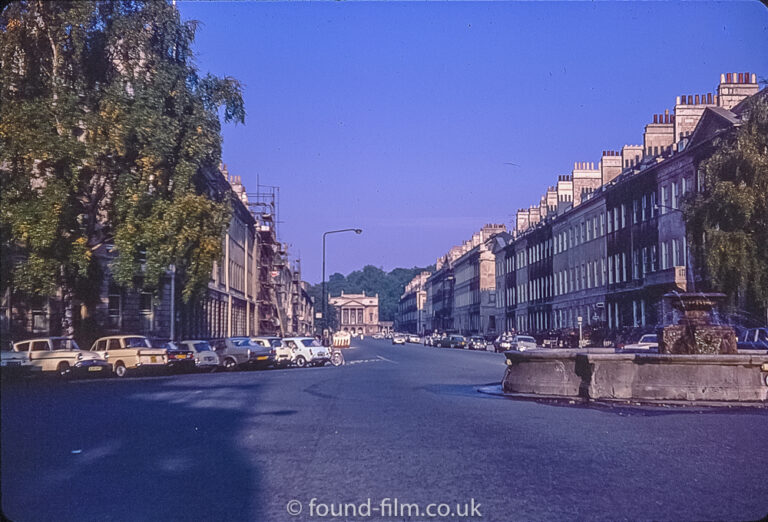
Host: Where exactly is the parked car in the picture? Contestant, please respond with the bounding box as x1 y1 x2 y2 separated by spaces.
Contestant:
407 334 421 344
438 335 466 349
372 333 385 340
249 336 280 368
1 342 40 378
212 337 265 371
176 340 220 371
738 328 768 352
509 335 538 352
622 334 659 352
280 337 330 367
468 336 486 350
155 341 197 373
91 335 168 377
10 337 110 378
392 335 406 345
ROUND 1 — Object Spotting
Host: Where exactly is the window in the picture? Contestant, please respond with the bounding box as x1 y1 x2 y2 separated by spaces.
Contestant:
633 200 639 224
608 257 614 284
650 191 656 218
672 239 680 266
108 339 121 350
600 214 605 236
621 204 626 228
633 250 640 279
108 283 121 329
641 195 647 221
16 342 30 352
31 341 48 351
622 253 627 282
672 182 679 209
660 186 667 214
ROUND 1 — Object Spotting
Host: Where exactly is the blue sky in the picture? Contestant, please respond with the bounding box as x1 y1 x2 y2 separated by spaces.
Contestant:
176 1 768 284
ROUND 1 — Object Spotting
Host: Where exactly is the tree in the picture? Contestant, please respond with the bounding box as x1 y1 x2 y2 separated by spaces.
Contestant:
683 93 768 322
0 1 244 334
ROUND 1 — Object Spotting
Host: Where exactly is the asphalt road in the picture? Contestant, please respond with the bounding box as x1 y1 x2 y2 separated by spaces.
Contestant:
2 338 767 521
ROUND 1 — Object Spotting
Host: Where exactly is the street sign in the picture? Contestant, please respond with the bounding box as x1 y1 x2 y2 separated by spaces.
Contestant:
577 316 583 325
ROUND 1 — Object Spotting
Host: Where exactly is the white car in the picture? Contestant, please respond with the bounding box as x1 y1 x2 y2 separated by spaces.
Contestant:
13 337 111 377
510 335 538 352
280 337 330 368
622 334 659 352
392 335 406 345
407 335 420 344
176 340 220 371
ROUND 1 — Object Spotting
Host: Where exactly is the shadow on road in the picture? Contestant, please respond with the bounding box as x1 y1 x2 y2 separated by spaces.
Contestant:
1 375 264 521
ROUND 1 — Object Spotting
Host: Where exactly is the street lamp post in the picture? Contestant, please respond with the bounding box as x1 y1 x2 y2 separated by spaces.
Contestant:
322 228 362 341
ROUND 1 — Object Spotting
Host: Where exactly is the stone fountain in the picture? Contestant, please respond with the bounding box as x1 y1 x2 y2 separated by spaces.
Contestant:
658 292 737 355
501 292 767 404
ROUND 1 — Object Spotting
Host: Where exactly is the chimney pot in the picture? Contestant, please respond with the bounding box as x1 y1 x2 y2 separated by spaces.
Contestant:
695 94 700 105
738 73 743 83
720 73 725 83
653 114 658 124
752 73 756 84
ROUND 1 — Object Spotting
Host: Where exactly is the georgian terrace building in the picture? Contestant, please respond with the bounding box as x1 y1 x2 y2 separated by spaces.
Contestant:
495 72 761 337
397 271 431 335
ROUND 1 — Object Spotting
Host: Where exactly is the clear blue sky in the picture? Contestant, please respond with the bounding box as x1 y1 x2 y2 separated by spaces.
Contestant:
176 1 767 285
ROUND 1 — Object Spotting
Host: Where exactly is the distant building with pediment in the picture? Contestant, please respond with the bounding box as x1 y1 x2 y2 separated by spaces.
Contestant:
328 291 380 336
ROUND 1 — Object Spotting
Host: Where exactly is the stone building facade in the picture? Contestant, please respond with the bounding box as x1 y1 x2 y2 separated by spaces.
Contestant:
493 71 761 339
397 271 431 334
2 164 307 345
329 292 380 336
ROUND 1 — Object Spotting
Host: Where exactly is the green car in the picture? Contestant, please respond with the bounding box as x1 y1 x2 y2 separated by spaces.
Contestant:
439 335 466 349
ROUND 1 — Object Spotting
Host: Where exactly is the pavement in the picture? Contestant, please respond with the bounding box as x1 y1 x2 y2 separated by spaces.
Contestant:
2 337 767 521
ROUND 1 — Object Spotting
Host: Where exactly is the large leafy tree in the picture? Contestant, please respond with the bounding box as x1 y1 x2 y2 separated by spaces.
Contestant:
0 0 244 334
683 93 768 322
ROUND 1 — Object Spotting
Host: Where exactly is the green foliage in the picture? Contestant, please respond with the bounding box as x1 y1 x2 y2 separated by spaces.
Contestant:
307 264 435 322
683 94 768 318
0 1 244 313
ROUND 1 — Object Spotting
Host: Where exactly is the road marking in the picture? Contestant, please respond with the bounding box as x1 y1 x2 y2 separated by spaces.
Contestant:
376 355 398 364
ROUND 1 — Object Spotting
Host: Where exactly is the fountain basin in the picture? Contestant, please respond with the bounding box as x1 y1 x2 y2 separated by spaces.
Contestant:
502 350 768 404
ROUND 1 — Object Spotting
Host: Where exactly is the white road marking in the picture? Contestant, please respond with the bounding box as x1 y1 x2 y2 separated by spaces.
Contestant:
376 355 398 364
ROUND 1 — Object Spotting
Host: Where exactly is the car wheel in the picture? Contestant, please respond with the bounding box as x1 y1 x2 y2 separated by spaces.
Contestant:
57 362 70 378
224 358 238 371
114 362 127 378
295 356 307 368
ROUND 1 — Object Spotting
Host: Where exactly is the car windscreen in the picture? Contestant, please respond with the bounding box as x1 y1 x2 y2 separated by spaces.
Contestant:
125 337 151 348
269 339 282 348
51 338 80 351
518 337 536 343
304 339 322 347
193 342 212 352
641 335 658 343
